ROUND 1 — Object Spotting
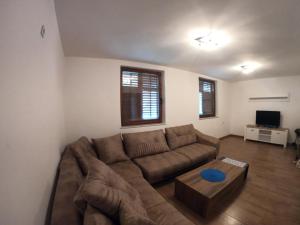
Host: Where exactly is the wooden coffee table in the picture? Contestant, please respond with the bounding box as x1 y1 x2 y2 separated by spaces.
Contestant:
175 158 248 217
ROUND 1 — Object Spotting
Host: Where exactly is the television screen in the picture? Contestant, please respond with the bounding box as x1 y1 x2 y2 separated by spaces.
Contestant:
256 111 280 128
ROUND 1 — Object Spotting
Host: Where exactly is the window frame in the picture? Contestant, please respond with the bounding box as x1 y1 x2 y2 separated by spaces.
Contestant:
120 66 163 126
199 77 216 119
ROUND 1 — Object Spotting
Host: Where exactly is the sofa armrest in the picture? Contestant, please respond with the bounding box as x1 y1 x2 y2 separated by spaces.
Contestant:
194 129 220 154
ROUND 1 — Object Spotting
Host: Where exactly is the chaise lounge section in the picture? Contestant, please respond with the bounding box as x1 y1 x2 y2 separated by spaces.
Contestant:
50 124 219 225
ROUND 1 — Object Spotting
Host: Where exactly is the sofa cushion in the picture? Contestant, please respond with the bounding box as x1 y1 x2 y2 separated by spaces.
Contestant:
83 205 114 225
92 134 129 164
70 137 98 175
147 202 194 225
127 177 166 209
50 149 84 225
74 157 155 225
174 143 217 165
110 160 143 181
133 151 191 184
123 130 170 159
165 124 197 150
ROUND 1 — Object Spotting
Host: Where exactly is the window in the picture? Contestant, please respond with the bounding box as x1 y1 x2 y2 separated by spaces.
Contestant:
121 66 163 126
199 77 216 118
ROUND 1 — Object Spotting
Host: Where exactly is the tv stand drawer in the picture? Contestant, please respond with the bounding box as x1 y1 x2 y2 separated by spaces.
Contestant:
271 131 287 144
245 128 258 140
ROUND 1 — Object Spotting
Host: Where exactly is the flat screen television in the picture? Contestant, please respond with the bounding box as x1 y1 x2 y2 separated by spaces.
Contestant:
256 110 280 128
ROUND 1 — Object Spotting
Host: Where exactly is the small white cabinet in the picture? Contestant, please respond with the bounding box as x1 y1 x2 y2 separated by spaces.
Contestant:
244 125 288 148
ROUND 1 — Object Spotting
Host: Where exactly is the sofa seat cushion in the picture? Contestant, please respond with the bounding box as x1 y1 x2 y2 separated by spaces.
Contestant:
133 151 191 183
127 177 166 209
123 130 170 159
165 124 197 150
147 202 194 225
92 134 129 164
174 143 217 164
110 160 143 181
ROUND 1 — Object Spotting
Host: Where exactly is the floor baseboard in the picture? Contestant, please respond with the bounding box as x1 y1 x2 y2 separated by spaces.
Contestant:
220 134 244 140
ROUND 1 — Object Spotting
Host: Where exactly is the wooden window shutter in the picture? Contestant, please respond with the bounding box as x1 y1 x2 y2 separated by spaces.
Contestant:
199 78 216 118
121 67 163 126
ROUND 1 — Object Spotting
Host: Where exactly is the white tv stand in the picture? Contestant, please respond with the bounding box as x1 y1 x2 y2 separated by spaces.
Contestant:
244 125 288 148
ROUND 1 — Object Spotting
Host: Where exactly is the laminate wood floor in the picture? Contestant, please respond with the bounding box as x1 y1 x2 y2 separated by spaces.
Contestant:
155 136 300 225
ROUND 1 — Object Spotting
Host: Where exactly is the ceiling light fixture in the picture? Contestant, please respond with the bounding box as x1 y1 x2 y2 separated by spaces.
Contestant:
189 29 231 51
195 34 219 48
235 61 261 74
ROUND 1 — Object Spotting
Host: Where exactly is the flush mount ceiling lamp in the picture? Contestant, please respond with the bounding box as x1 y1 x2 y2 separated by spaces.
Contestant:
189 29 231 51
235 61 261 74
240 64 253 74
195 34 219 48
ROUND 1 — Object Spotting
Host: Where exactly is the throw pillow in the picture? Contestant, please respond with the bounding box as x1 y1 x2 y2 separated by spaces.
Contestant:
92 134 129 164
74 157 156 225
70 137 98 175
165 124 197 149
122 130 169 159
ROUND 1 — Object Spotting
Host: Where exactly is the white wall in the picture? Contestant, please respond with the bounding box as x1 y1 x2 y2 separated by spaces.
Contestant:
64 57 230 143
1 2 299 225
229 75 300 142
0 1 66 225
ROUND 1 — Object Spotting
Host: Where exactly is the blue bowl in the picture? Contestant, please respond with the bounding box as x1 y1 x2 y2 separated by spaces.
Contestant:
200 168 226 182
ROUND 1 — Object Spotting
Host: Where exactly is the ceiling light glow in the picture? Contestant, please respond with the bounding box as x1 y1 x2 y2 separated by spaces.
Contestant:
189 29 231 51
234 61 261 74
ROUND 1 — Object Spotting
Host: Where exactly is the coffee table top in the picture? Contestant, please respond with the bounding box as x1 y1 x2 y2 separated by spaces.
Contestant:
175 159 247 199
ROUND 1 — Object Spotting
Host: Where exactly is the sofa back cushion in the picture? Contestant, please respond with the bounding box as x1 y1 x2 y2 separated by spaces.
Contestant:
92 134 129 164
69 136 98 175
74 157 155 225
165 124 197 149
122 130 170 159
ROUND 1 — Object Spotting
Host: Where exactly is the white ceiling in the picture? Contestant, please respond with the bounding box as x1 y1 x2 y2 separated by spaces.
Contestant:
55 0 300 81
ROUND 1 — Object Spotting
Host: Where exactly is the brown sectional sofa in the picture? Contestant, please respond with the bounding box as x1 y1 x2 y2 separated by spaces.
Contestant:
50 124 220 225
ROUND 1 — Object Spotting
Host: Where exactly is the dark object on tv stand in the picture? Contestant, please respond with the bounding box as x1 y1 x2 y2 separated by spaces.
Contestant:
256 110 280 128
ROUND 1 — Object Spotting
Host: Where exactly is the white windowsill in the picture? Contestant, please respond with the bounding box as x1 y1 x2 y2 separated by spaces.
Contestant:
120 123 167 129
199 116 219 120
